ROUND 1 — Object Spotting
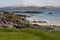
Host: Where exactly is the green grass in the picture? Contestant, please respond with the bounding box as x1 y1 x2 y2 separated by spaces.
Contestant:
0 28 60 40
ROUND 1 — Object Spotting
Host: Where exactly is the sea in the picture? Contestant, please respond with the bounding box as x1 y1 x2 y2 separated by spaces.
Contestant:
5 8 60 26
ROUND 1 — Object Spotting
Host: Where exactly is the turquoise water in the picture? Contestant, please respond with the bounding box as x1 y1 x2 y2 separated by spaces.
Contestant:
30 9 60 25
6 9 60 25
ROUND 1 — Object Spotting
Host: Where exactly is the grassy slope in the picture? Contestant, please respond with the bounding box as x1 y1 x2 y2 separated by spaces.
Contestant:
0 28 60 40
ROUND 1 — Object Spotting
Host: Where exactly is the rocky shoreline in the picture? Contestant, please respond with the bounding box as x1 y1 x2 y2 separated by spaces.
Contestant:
0 12 31 28
0 11 60 31
26 17 60 31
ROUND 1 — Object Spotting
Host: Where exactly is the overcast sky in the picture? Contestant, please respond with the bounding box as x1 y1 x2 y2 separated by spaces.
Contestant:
0 0 60 7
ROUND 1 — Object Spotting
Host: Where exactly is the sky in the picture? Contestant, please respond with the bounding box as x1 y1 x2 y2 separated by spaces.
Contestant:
0 0 60 7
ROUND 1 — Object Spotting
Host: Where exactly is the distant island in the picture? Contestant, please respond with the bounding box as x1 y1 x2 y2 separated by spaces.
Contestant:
0 6 60 10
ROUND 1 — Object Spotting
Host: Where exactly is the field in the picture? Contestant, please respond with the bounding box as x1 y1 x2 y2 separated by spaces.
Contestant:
0 28 60 40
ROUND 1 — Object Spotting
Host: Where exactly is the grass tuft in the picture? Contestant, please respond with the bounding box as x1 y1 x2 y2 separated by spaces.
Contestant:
0 28 60 40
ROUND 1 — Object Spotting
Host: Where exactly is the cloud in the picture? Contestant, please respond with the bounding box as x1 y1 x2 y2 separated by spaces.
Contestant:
20 0 60 6
0 0 60 7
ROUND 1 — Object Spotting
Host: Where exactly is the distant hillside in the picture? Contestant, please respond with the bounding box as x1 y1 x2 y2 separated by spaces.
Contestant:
0 6 60 10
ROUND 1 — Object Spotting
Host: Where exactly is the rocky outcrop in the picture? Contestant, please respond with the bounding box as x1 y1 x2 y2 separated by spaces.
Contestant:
0 13 31 29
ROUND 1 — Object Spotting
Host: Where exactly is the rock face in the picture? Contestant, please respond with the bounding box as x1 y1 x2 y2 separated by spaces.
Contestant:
0 12 31 29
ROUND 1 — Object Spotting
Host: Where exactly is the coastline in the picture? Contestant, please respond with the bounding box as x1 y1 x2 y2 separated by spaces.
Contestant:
0 11 60 31
26 17 60 26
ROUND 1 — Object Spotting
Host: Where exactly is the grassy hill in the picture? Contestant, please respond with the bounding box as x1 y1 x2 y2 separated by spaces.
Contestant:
0 28 60 40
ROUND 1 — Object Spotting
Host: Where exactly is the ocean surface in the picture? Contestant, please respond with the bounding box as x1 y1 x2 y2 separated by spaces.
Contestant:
6 8 60 26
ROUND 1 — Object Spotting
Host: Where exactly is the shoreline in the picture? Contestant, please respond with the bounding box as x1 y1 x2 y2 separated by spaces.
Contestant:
0 13 60 31
26 17 60 26
14 13 60 26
